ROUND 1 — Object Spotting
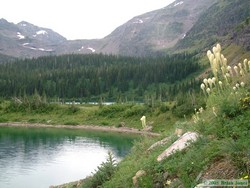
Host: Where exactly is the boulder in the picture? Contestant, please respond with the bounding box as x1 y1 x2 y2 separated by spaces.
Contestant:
132 170 146 187
157 132 199 162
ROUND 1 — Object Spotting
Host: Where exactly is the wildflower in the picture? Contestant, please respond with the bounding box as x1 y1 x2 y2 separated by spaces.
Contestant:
212 77 216 84
222 57 227 67
218 81 223 89
236 83 240 88
243 59 248 72
240 69 245 76
216 43 221 52
140 116 146 128
212 46 218 54
206 88 211 95
199 107 204 113
200 83 205 91
234 66 239 76
212 107 217 117
208 78 213 88
221 66 226 75
207 50 212 57
203 78 208 87
238 63 242 69
224 75 229 84
166 180 171 185
240 82 245 87
233 86 237 91
200 83 206 96
243 175 248 179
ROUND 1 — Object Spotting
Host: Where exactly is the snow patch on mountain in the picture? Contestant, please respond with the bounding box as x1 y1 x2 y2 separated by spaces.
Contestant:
133 19 143 24
20 23 27 27
87 47 95 52
36 30 48 35
17 32 25 39
33 30 48 37
22 43 53 52
174 1 184 7
78 46 84 51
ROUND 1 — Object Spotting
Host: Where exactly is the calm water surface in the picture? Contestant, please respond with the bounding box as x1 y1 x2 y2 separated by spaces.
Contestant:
0 126 138 188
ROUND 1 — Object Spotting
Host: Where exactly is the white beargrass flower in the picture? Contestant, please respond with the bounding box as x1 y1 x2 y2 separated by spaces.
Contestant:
243 59 248 72
206 88 211 95
234 66 239 76
199 107 204 113
208 78 213 88
200 83 205 90
218 81 223 89
238 63 242 69
203 78 208 87
221 66 226 75
222 57 227 67
236 83 240 88
212 107 217 117
224 75 229 84
207 50 212 59
216 43 221 53
240 69 245 76
212 46 217 54
233 86 237 91
212 77 216 86
227 66 233 76
240 82 245 87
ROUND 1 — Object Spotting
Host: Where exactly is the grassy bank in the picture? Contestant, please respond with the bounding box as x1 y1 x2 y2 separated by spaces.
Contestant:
53 44 250 188
0 99 182 133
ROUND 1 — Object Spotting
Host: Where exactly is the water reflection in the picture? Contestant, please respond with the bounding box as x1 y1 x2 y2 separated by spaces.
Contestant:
0 127 138 188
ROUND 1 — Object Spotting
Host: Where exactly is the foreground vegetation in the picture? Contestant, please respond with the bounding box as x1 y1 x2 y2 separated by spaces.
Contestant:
52 44 249 188
0 44 249 188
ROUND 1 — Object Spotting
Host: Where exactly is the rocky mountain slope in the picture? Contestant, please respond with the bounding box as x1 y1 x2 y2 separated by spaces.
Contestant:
1 0 249 58
174 0 250 53
0 19 66 58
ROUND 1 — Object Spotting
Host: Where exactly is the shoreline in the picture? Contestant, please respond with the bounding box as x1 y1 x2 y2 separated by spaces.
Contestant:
0 122 161 137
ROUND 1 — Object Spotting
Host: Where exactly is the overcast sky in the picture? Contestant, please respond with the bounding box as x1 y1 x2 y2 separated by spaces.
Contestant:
1 0 175 40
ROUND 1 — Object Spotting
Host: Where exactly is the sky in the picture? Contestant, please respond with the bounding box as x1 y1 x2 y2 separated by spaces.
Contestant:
0 0 175 40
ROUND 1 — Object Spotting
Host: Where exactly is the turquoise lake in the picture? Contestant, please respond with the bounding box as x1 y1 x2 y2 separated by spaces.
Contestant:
0 126 138 188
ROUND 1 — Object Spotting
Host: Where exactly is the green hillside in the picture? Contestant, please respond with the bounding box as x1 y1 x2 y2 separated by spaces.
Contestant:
55 44 250 188
173 0 250 53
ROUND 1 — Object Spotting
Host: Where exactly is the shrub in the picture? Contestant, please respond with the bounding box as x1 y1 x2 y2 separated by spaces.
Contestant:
81 151 117 188
66 105 80 114
124 105 148 117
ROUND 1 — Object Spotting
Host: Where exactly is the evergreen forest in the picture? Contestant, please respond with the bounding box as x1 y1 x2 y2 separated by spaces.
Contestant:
0 53 200 102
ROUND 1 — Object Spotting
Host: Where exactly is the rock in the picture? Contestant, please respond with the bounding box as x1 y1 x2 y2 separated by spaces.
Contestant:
157 132 199 162
154 182 164 188
147 137 170 151
132 170 146 188
163 172 170 180
119 122 126 127
143 125 153 132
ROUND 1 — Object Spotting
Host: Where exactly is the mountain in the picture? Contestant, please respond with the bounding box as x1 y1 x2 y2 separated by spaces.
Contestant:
0 0 249 58
0 18 66 57
173 0 250 53
57 0 219 57
99 0 218 56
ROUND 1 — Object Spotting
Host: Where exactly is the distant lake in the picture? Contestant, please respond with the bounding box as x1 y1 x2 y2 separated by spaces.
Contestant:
0 126 138 188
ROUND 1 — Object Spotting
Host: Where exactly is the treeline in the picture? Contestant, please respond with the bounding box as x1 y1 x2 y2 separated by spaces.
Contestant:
0 53 200 101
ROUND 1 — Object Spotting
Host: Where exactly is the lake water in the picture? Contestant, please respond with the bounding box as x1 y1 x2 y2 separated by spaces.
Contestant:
0 126 138 188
